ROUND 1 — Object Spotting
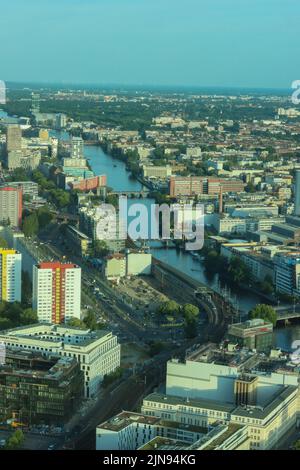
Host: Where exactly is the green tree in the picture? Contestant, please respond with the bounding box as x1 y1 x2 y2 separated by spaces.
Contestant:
37 206 53 228
92 240 109 258
84 311 99 330
67 318 86 328
4 430 25 450
20 308 38 326
228 257 252 284
182 304 199 322
249 304 277 326
157 300 180 317
0 237 8 248
21 271 32 306
245 182 256 193
22 212 39 237
148 341 165 357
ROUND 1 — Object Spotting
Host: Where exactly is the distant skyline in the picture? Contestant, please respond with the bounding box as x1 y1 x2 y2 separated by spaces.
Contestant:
1 0 299 89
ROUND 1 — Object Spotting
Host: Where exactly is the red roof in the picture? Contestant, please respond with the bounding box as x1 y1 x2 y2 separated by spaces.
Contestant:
38 262 77 270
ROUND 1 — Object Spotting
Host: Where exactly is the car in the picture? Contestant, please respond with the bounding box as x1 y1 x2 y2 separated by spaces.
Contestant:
0 439 6 448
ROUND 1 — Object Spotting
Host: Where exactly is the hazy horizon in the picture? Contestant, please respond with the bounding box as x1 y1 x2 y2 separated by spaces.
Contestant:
1 0 299 89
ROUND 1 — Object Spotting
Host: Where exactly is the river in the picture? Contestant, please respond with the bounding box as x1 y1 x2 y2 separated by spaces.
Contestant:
51 131 298 350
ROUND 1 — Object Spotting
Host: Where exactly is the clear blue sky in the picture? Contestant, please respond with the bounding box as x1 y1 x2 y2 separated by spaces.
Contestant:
0 0 299 88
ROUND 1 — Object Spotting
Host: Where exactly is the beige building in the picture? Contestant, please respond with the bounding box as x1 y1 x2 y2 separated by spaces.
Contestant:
142 165 172 179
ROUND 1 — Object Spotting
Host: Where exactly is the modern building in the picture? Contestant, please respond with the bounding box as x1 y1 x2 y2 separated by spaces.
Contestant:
138 424 250 451
68 175 107 192
169 176 245 198
142 386 298 450
6 125 22 153
165 343 299 404
96 411 207 451
55 113 67 130
0 324 121 398
33 262 81 324
71 136 84 159
0 350 84 425
274 252 300 296
0 186 22 228
228 319 273 352
0 249 22 303
142 165 172 179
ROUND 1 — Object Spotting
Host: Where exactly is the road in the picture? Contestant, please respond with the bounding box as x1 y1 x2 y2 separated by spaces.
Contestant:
0 429 64 450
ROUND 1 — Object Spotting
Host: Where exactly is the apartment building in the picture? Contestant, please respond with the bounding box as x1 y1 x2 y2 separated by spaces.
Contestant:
33 262 81 324
0 186 23 228
0 249 22 302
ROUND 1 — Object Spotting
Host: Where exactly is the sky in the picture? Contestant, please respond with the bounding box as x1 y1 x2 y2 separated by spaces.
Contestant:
0 0 299 89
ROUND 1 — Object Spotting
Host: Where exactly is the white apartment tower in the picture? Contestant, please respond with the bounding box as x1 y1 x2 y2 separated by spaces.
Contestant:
71 136 84 159
0 249 22 303
33 262 81 324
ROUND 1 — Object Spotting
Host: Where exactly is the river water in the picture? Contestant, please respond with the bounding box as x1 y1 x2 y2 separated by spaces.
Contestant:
51 131 298 350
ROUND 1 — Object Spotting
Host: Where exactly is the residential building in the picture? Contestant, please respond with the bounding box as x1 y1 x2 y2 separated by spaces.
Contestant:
33 262 81 324
6 125 22 152
0 249 22 303
71 136 84 159
0 186 22 228
0 181 38 200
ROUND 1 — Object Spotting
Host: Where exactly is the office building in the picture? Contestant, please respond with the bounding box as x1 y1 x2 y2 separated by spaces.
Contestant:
142 165 172 179
142 386 298 450
0 324 121 398
0 350 83 425
0 249 22 303
274 252 300 296
138 424 250 451
169 176 245 197
96 411 208 450
33 262 81 324
0 186 22 228
228 319 273 352
165 344 299 403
